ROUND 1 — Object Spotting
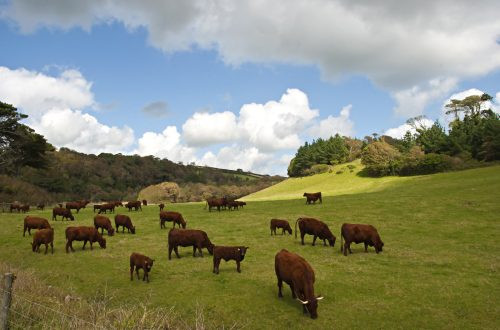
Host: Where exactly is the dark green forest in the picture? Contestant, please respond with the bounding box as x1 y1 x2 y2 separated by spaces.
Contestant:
288 93 500 177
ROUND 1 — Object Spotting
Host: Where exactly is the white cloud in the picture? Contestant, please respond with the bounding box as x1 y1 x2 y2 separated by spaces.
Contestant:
200 146 275 174
182 111 239 147
383 118 434 139
309 104 354 138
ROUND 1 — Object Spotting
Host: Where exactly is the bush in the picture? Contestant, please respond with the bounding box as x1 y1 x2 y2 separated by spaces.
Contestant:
303 164 331 176
361 141 402 176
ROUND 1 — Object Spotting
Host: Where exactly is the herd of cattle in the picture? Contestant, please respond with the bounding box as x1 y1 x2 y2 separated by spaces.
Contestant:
14 192 384 319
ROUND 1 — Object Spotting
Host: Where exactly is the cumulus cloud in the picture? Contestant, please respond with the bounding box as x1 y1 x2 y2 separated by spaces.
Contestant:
141 101 168 117
3 0 500 92
182 111 239 147
309 104 354 138
383 118 434 139
200 146 275 174
0 66 135 154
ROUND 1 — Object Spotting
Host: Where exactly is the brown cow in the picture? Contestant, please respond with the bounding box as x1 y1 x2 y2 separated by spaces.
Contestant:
295 218 335 247
168 228 214 259
36 203 45 210
66 201 85 213
213 246 249 274
227 200 240 210
10 203 21 212
94 215 115 236
115 214 136 234
159 203 165 211
93 204 102 213
270 219 292 236
160 211 186 229
236 201 246 208
32 228 54 254
65 226 106 253
24 216 51 236
340 223 384 256
275 249 324 319
130 253 154 283
20 204 30 213
98 203 115 214
113 201 123 207
206 197 227 212
303 192 322 204
126 201 142 211
52 207 75 221
142 199 148 206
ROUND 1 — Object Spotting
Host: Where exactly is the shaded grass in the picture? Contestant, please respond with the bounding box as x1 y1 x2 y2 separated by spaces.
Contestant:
0 165 499 329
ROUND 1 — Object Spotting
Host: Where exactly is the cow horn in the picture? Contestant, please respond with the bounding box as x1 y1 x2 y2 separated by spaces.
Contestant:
296 296 308 304
316 295 324 300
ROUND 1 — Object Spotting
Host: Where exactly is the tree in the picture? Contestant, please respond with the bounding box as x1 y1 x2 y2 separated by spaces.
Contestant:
445 93 493 118
415 121 449 154
361 141 402 176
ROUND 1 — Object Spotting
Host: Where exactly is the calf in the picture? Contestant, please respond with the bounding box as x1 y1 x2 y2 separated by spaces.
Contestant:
275 249 324 319
32 228 54 254
130 252 154 283
52 207 75 221
227 201 239 210
98 203 115 214
36 203 45 210
168 228 214 259
20 204 30 213
115 214 136 234
142 199 148 206
303 192 322 204
270 219 292 236
24 216 51 236
65 226 106 253
159 203 165 211
126 201 142 211
160 211 186 229
340 223 384 256
295 218 335 247
66 201 84 213
94 215 115 236
213 246 249 274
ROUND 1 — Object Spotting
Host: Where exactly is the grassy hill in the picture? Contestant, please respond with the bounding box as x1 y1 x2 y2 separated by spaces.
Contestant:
0 165 499 328
243 159 415 201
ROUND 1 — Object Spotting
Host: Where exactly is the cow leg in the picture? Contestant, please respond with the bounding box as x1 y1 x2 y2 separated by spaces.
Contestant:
123 226 125 233
44 243 48 254
312 236 317 246
192 246 197 257
50 242 53 254
236 260 241 273
168 245 173 260
348 244 353 254
174 246 180 258
130 266 134 281
198 246 203 257
213 257 221 274
343 241 349 256
82 240 87 250
136 268 140 280
301 232 305 245
364 242 368 252
90 241 93 250
277 278 283 298
28 228 31 236
302 304 308 314
289 284 296 299
282 228 285 235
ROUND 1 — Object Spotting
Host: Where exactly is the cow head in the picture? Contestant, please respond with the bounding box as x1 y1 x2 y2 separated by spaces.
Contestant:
374 235 384 253
238 247 249 261
303 193 307 197
98 236 106 249
297 295 324 319
207 243 215 255
108 228 115 236
145 259 154 272
131 226 136 234
181 221 187 229
286 225 293 235
68 213 75 221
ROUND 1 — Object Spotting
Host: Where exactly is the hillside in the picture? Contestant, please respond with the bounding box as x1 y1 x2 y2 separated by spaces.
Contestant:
243 159 415 201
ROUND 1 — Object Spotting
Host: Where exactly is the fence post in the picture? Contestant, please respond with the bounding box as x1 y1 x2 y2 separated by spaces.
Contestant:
1 273 15 330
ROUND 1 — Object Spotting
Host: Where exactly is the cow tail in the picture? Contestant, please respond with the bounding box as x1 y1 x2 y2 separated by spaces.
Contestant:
340 227 343 252
294 218 300 239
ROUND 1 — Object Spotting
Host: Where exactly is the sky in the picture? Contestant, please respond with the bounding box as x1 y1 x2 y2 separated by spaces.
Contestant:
0 0 499 175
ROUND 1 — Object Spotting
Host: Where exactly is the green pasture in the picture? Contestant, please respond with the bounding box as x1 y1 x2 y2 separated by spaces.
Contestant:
0 165 499 329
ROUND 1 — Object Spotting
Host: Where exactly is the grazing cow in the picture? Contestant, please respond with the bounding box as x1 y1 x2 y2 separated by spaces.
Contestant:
213 246 249 274
160 211 186 229
10 203 21 212
142 199 148 206
227 200 239 210
94 215 115 236
275 249 324 319
20 204 30 213
168 228 214 259
93 204 102 213
236 201 247 209
23 216 51 236
340 223 384 256
303 192 322 204
270 219 292 236
36 203 45 210
52 207 75 221
159 203 165 211
115 214 136 234
98 203 115 214
130 253 154 283
295 218 335 247
206 197 227 212
66 201 85 213
65 226 106 253
32 228 54 254
113 201 123 207
126 201 142 211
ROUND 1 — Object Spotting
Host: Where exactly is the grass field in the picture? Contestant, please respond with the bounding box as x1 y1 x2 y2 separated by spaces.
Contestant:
1 165 499 329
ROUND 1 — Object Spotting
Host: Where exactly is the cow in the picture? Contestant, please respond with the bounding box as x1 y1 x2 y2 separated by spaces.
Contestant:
160 211 186 229
270 219 292 236
52 207 75 221
32 228 54 254
115 214 136 234
227 200 240 210
94 215 115 236
295 218 335 247
36 203 45 210
98 203 115 214
65 226 106 253
130 253 154 283
93 204 102 213
23 216 51 236
126 201 142 211
213 246 249 274
340 223 384 256
159 203 165 211
303 192 322 204
10 203 21 212
206 197 227 212
113 201 123 207
142 199 148 206
66 201 85 213
236 201 247 209
168 228 214 259
275 249 324 319
20 204 30 213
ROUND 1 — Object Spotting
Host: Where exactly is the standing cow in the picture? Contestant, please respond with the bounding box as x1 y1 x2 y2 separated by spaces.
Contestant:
295 217 335 247
213 246 249 274
65 226 106 253
23 216 51 236
168 228 214 259
126 201 142 211
270 219 292 236
115 214 136 234
32 228 54 254
52 207 75 221
94 215 115 236
340 223 384 256
159 203 165 211
160 211 186 229
303 192 322 204
130 253 154 283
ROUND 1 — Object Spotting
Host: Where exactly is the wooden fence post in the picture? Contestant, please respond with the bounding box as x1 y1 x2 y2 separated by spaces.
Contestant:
1 273 15 330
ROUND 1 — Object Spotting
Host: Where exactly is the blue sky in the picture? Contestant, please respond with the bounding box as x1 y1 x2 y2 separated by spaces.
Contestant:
0 1 499 175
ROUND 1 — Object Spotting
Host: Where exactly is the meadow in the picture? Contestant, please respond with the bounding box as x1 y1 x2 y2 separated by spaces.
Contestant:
0 165 499 329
